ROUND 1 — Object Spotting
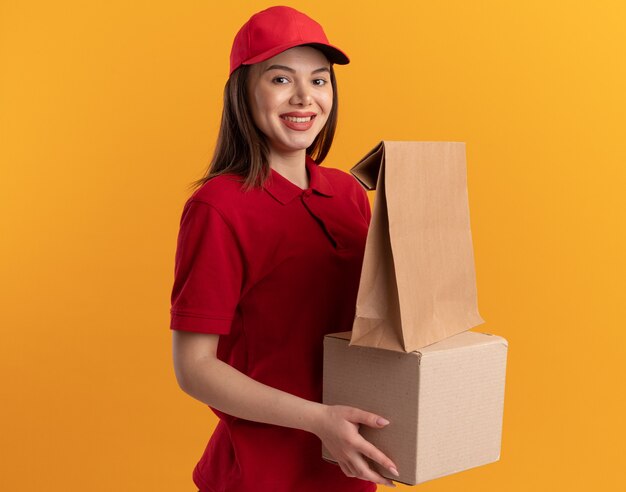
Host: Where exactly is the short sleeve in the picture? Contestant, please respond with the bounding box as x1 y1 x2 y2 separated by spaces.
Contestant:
170 199 244 334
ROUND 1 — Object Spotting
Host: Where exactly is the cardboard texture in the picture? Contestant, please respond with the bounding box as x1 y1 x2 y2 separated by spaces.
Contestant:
322 330 508 486
349 141 485 352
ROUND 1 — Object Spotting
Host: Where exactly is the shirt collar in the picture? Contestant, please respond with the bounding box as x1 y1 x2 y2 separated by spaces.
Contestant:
263 154 335 205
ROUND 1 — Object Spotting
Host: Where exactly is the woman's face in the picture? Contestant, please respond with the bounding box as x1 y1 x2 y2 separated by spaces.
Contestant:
246 46 333 157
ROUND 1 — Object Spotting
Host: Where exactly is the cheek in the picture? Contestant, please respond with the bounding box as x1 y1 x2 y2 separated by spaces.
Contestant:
254 92 278 121
321 90 333 113
250 96 271 128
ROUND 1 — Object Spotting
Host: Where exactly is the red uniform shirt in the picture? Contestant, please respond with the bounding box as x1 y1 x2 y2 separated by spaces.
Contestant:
170 154 375 492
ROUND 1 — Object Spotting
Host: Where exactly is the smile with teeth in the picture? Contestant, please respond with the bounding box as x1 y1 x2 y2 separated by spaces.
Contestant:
280 115 315 122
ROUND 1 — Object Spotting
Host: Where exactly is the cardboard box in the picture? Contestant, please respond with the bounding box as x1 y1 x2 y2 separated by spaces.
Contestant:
322 330 508 485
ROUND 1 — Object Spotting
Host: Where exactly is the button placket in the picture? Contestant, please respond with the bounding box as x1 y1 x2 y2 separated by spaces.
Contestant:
300 193 338 248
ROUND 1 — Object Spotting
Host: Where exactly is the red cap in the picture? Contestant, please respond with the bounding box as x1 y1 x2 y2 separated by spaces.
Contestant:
229 5 350 76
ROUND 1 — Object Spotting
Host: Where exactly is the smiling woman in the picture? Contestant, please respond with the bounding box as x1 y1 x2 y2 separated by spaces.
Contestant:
169 5 398 492
265 61 331 133
187 45 341 193
244 47 335 186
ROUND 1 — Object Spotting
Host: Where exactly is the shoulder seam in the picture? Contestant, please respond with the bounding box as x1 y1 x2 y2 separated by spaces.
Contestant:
186 199 248 275
187 199 239 245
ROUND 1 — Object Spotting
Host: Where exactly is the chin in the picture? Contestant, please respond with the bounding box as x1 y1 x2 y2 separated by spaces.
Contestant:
283 143 313 153
281 138 316 151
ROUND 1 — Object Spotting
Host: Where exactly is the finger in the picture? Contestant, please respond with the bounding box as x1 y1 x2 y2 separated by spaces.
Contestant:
350 454 396 487
338 461 354 478
341 461 356 477
348 407 390 429
358 439 399 477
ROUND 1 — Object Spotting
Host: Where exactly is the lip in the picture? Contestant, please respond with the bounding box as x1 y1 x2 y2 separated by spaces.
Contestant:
279 115 315 132
280 113 316 131
279 111 317 117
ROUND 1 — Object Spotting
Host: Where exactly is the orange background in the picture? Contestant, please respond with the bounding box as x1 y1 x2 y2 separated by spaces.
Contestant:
1 1 624 490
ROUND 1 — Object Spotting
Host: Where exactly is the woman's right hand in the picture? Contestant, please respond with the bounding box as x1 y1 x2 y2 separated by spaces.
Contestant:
312 404 399 487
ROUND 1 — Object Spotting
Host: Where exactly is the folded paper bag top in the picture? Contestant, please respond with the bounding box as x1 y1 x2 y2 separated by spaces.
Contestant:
349 141 485 353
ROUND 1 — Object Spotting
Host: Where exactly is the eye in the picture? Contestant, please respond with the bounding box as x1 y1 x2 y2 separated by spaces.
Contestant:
272 76 289 84
313 79 328 86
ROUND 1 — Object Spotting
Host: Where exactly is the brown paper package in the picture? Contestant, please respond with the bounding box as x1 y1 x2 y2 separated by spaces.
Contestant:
349 140 485 351
322 141 507 486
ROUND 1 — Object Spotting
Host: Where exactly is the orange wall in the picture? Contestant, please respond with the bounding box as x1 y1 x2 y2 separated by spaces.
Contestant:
1 1 624 490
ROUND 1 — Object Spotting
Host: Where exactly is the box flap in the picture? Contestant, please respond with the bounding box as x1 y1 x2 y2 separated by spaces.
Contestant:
418 330 507 354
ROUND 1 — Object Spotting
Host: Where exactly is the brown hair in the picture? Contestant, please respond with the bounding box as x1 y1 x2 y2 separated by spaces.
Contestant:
187 55 339 194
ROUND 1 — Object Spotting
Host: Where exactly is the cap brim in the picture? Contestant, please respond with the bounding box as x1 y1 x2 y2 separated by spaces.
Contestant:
301 42 350 65
242 40 350 67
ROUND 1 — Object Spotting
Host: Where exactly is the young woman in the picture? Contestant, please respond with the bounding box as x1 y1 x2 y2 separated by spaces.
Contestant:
169 6 399 491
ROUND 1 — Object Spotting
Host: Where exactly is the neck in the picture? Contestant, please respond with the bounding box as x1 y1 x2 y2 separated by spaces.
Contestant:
269 149 309 189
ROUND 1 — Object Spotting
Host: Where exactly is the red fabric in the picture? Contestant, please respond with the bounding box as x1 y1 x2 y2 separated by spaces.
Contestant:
170 154 375 492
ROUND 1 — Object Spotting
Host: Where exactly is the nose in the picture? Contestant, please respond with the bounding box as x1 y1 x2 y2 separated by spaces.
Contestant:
290 81 313 106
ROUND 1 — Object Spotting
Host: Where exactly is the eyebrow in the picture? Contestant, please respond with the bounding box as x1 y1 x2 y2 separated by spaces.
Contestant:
264 64 331 75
